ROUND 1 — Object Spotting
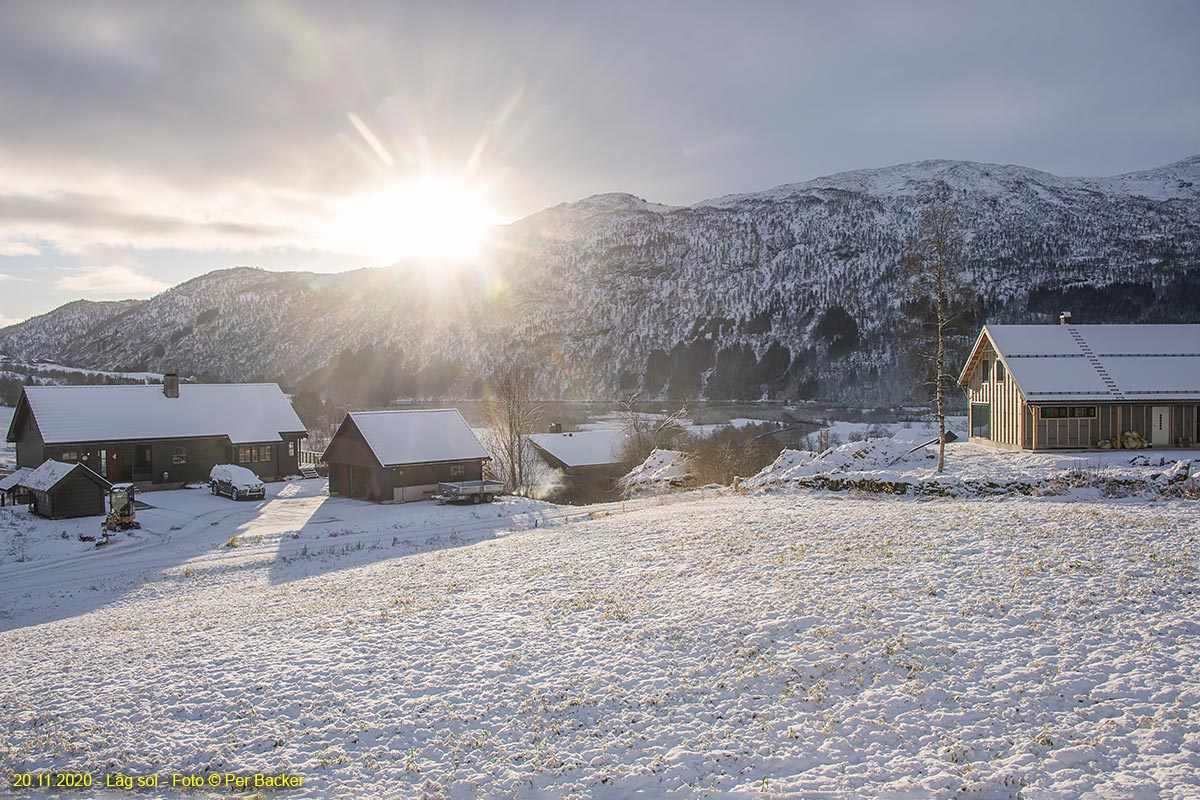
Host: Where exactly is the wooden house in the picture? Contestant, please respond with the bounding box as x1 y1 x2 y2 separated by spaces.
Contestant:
323 409 491 502
21 460 110 519
958 322 1200 450
5 376 307 485
528 429 630 502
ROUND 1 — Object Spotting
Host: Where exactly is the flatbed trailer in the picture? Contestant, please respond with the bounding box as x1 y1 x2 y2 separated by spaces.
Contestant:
433 480 505 504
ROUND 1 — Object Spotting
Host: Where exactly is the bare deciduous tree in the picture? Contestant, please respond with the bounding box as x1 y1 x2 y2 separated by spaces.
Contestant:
903 203 970 473
481 367 542 495
615 395 688 470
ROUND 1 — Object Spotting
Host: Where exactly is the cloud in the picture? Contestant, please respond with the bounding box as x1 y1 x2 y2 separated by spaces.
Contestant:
0 241 40 257
0 191 311 255
55 265 170 297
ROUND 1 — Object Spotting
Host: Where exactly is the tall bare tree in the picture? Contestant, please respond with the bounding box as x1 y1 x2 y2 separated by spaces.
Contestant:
481 367 542 495
615 395 688 470
903 203 969 472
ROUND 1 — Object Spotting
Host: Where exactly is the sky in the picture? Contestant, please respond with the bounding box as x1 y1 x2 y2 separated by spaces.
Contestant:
0 0 1198 325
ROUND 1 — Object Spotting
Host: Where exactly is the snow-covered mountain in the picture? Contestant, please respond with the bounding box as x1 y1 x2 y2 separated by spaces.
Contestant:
2 155 1197 405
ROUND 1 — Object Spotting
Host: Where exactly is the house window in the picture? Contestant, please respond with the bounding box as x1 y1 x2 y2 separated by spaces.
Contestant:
173 446 187 464
257 445 272 462
288 441 295 457
449 463 466 478
995 361 1006 382
981 359 990 383
61 451 78 461
970 403 990 438
1040 406 1096 419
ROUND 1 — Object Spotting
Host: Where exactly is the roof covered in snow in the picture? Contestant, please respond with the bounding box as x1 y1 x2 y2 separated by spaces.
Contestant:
10 384 306 445
529 429 629 468
343 409 490 467
960 324 1200 402
0 467 33 492
19 459 108 493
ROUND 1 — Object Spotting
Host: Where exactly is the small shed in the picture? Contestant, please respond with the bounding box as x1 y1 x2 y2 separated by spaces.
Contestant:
21 460 111 519
0 467 34 507
322 409 491 502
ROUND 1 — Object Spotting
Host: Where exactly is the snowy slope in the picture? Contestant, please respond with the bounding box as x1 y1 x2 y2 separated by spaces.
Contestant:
1 488 1198 797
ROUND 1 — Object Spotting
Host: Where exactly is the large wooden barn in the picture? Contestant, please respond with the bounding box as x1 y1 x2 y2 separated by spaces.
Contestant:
958 322 1200 451
5 376 308 485
323 409 491 502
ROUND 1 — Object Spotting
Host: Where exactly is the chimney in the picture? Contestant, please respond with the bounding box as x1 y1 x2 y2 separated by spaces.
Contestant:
163 372 179 398
1059 311 1073 326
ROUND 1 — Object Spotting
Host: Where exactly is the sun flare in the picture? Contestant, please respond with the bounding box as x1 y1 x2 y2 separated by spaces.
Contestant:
322 175 503 264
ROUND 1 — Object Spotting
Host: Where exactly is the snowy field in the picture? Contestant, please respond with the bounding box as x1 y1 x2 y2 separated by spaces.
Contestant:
2 477 1199 798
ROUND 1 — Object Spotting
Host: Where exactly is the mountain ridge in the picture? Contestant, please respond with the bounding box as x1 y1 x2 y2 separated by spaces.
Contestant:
2 154 1198 406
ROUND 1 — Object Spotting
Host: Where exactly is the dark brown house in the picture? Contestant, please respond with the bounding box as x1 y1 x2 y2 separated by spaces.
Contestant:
528 429 630 502
323 409 490 502
958 322 1200 451
5 377 308 485
21 460 110 519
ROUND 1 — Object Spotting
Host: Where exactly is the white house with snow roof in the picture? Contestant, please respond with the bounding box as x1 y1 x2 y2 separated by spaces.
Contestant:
322 408 491 502
957 322 1200 450
4 375 308 484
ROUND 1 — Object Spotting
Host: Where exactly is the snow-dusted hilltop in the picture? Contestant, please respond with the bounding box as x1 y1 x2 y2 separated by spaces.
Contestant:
1 155 1198 404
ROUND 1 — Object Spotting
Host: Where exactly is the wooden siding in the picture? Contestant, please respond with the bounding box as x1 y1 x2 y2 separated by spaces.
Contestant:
32 469 107 519
961 338 1026 449
328 459 485 502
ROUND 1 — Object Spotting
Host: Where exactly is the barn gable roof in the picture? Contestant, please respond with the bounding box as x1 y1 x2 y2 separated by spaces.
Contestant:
8 384 306 446
958 324 1200 403
20 459 109 493
528 429 629 469
335 409 490 468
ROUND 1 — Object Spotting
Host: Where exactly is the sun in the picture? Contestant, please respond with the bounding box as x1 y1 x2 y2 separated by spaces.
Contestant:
322 174 503 264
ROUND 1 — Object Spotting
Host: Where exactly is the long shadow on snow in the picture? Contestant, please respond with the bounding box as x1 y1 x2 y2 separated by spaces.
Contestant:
263 495 566 586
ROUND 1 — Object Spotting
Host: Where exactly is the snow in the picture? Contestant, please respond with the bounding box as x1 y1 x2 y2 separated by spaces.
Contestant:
529 429 629 468
22 384 305 445
210 464 264 489
1 480 1198 797
618 449 693 496
19 459 103 492
342 409 489 467
983 325 1200 402
748 439 1200 498
0 467 32 492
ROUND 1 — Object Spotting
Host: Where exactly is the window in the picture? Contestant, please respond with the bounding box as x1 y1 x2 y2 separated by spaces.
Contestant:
970 403 990 438
61 451 78 461
981 359 990 382
236 446 272 463
995 361 1006 382
449 463 466 478
173 446 187 464
1040 406 1096 419
288 441 295 457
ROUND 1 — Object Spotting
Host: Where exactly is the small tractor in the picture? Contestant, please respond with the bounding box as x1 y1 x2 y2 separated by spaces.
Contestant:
101 482 141 537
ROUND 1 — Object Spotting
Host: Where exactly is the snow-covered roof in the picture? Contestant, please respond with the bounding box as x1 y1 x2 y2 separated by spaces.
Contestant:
962 324 1200 402
346 409 490 467
20 460 107 493
14 384 306 445
529 429 629 468
0 467 33 492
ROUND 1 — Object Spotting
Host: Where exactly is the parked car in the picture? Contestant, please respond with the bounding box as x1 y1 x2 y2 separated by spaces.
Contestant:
209 464 266 501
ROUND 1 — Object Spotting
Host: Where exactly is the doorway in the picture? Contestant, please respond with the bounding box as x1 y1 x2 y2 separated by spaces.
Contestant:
1151 406 1170 446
